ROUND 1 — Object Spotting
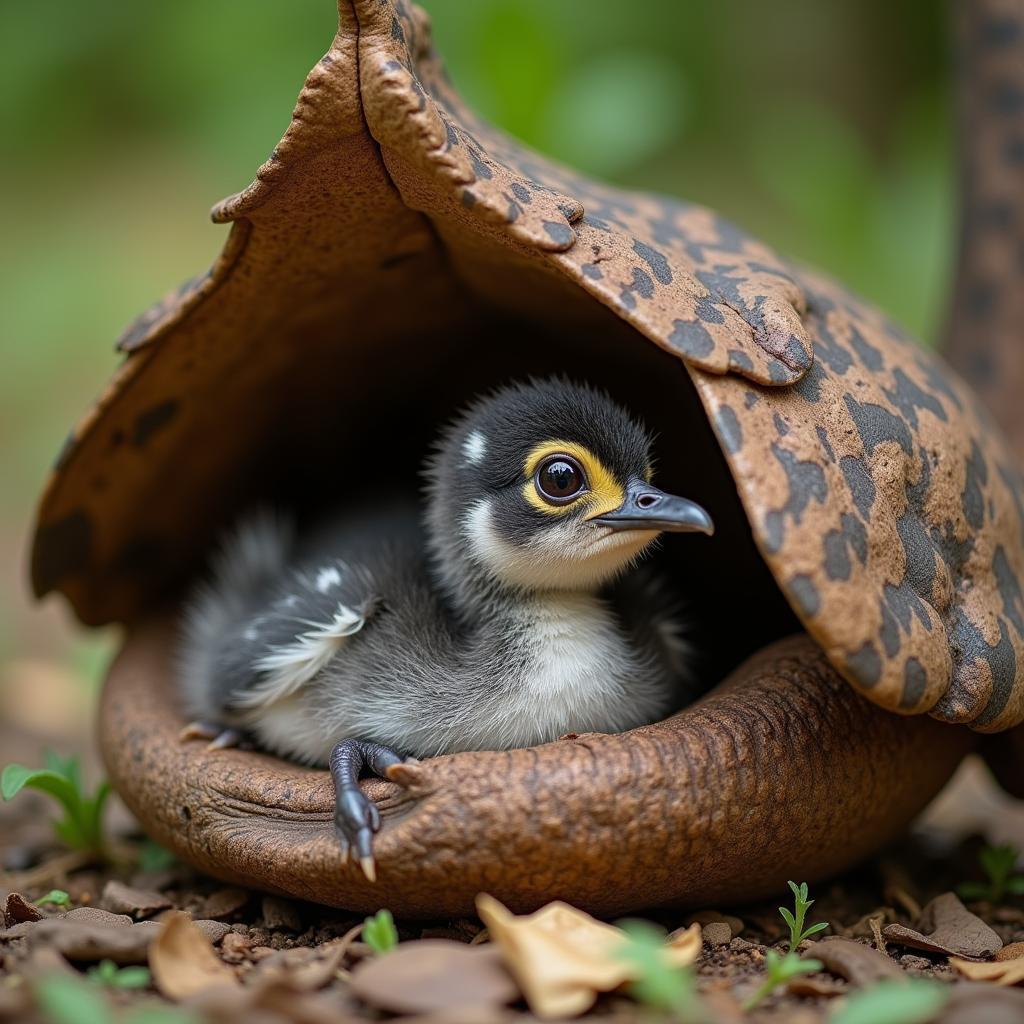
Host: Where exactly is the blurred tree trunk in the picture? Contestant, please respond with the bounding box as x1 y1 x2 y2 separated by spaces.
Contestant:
944 0 1024 456
946 0 1024 793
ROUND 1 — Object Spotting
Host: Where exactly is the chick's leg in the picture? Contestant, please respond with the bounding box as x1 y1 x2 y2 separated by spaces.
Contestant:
329 739 404 883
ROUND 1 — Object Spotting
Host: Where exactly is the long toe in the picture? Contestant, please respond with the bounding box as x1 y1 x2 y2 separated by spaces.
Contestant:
334 787 382 882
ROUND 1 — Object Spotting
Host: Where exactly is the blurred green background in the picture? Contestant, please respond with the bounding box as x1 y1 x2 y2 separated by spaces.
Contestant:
0 0 953 710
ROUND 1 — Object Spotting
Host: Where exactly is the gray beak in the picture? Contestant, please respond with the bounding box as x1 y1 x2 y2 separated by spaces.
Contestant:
593 478 715 535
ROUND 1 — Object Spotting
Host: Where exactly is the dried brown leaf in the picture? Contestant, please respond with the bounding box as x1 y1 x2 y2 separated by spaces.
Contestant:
883 892 1002 960
4 893 43 924
26 919 159 963
476 894 701 1020
349 939 518 1015
950 956 1024 986
200 887 250 920
150 910 239 1000
805 937 903 987
102 880 172 918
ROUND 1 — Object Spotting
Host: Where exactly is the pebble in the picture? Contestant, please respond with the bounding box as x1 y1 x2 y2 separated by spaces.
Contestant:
702 922 733 947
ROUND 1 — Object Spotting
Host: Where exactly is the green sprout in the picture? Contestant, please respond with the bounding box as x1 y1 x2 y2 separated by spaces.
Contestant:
35 889 72 909
2 752 110 857
616 919 703 1021
742 948 823 1012
86 959 152 990
957 843 1024 904
137 839 178 873
362 909 398 954
34 971 197 1024
780 880 828 952
830 978 949 1024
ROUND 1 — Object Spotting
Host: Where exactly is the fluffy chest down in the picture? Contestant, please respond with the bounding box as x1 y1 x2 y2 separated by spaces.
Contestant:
465 593 672 751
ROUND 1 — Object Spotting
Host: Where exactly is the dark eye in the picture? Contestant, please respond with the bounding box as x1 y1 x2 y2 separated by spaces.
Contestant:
536 455 587 504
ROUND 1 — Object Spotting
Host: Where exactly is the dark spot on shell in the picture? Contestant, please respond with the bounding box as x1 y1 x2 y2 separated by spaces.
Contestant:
844 393 912 456
632 240 672 285
788 575 819 617
840 455 876 519
696 299 725 324
715 406 742 455
767 359 792 383
630 267 654 299
763 444 827 553
668 320 715 359
846 642 882 687
581 262 603 280
542 221 574 247
901 659 928 708
461 190 476 208
816 426 835 463
773 413 789 437
510 181 531 204
994 545 1024 637
962 440 988 530
792 361 826 404
883 368 947 429
729 349 754 373
133 399 179 447
33 510 93 594
880 602 901 657
849 326 884 371
744 390 761 409
962 613 1017 726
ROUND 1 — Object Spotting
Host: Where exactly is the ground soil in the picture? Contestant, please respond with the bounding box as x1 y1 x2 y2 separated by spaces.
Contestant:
4 713 1024 1024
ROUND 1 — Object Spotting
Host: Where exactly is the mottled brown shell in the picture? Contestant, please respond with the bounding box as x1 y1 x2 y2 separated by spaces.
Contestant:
31 0 1024 731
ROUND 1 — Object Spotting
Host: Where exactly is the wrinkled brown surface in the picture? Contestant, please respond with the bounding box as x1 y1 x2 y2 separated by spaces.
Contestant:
101 621 971 916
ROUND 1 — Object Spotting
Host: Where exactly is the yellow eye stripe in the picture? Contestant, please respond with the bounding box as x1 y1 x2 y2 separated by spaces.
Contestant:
522 440 625 518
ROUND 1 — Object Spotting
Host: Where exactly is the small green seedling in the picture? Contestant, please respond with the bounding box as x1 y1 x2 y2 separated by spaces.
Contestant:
137 839 178 873
830 978 948 1024
780 880 828 952
616 919 703 1021
742 949 823 1012
86 959 152 990
362 908 398 954
2 752 110 857
957 843 1024 904
34 971 197 1024
35 889 72 909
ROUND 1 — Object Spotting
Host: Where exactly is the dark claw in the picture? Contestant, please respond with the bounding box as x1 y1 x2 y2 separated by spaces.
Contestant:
329 738 405 883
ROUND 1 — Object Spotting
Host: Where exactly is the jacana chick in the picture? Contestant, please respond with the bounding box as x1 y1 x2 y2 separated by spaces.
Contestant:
178 378 714 880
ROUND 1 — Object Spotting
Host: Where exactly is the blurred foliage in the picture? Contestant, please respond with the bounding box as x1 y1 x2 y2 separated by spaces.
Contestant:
0 0 953 688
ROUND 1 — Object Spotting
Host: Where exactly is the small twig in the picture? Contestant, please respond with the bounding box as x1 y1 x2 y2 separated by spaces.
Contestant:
6 849 94 891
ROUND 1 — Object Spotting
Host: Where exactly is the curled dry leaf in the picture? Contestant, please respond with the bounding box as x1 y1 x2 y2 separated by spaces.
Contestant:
883 892 1002 960
951 946 1024 987
5 893 43 924
476 894 701 1019
804 937 902 987
350 939 518 1016
149 910 239 1000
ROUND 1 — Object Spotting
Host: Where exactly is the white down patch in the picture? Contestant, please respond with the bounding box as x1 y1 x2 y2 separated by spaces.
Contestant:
233 604 367 710
462 430 487 465
482 595 654 750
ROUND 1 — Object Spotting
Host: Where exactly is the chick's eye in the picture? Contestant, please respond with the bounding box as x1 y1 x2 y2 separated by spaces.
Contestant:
536 456 587 504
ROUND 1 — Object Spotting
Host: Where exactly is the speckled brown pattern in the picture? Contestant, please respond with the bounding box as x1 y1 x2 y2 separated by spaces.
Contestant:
33 0 1024 732
946 0 1024 461
102 619 972 916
